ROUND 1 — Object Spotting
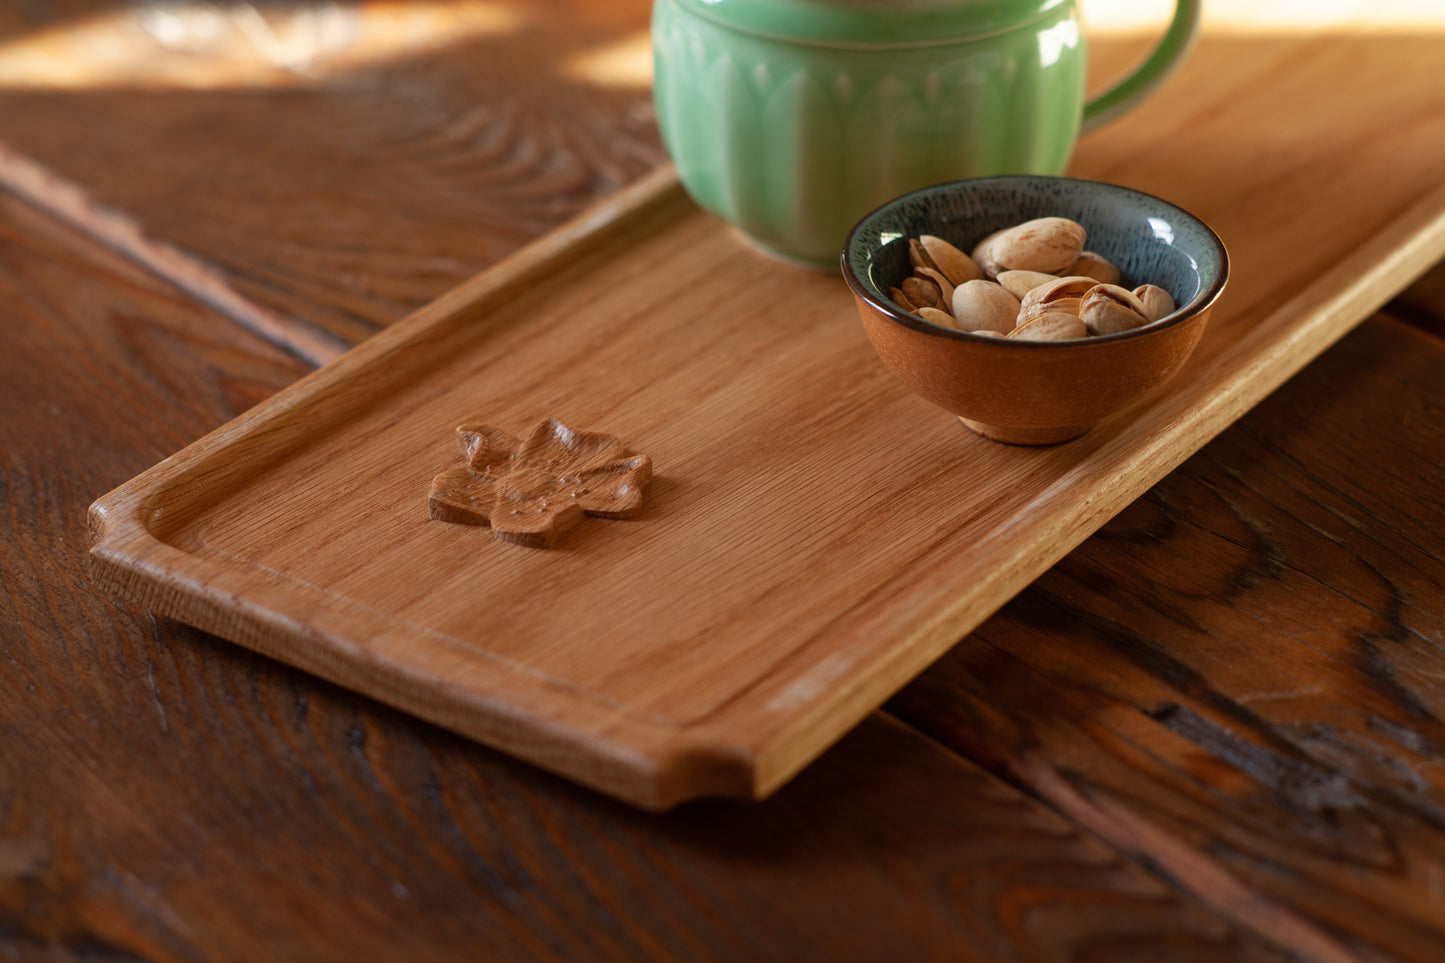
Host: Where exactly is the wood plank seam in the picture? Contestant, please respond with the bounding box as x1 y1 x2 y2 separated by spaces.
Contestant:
0 138 347 368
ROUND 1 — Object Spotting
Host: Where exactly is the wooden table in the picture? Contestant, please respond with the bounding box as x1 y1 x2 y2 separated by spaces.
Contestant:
5 2 1445 959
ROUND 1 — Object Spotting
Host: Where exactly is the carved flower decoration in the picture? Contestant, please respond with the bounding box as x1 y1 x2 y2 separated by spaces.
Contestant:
429 418 651 548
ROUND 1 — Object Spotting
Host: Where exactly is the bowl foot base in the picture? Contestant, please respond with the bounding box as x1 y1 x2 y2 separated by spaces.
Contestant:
958 417 1089 446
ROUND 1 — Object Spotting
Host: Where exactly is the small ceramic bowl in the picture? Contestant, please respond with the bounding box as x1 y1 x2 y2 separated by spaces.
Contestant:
842 176 1228 445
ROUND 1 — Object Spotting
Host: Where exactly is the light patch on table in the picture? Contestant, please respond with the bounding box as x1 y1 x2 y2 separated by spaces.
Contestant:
0 1 524 90
564 31 652 89
1082 0 1445 33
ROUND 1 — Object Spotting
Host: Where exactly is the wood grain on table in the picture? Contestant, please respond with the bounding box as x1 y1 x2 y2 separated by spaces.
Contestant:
6 1 1445 960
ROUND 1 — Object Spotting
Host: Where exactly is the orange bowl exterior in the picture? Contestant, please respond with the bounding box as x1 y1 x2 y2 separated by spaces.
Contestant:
843 177 1228 444
854 297 1213 445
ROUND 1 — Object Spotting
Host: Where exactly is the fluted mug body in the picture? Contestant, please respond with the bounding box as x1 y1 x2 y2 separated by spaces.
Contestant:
652 0 1089 268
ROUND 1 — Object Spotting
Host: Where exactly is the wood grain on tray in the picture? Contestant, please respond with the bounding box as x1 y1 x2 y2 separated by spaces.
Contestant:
89 140 1445 806
33 0 1445 811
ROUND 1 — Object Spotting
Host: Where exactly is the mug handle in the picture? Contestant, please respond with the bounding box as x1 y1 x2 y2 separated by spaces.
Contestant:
1081 0 1201 133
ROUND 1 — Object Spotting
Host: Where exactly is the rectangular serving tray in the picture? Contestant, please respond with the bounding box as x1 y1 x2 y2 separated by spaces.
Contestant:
90 165 1445 809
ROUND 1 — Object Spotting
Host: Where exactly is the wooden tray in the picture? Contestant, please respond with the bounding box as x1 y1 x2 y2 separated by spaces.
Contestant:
89 160 1445 809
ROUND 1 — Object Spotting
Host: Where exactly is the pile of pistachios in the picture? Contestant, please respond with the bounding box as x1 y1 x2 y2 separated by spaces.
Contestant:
889 217 1175 341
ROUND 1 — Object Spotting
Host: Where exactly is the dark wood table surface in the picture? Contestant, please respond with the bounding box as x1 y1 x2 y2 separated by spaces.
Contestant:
5 3 1445 961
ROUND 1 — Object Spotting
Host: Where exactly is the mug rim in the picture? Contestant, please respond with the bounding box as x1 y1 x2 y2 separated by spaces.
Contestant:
660 0 1075 49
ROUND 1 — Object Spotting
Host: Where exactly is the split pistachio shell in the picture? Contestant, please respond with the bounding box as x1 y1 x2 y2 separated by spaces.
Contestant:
1019 275 1097 314
1081 301 1146 335
996 270 1056 299
914 267 956 314
952 279 1021 334
917 307 957 329
1019 296 1083 323
901 276 943 312
1008 311 1089 342
1081 295 1147 335
889 286 918 313
1087 283 1148 315
1079 285 1148 335
969 329 1003 338
920 235 984 286
988 217 1086 274
1065 252 1121 285
1134 284 1176 322
908 238 938 274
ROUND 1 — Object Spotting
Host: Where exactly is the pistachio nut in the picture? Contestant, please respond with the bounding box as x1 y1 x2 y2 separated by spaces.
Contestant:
917 306 957 329
1080 284 1149 335
996 270 1056 299
901 276 943 312
1018 296 1083 324
1134 283 1176 322
1087 283 1148 314
988 217 1086 274
889 286 918 313
1008 311 1089 342
970 228 1007 278
914 267 956 313
1065 252 1121 285
1081 300 1146 336
951 279 1021 334
1019 275 1097 314
920 235 984 286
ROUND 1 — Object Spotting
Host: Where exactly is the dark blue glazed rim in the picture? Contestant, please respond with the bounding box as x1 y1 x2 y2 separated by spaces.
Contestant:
842 175 1229 347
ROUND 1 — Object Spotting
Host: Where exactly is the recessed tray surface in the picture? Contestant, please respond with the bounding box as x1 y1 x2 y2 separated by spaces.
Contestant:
90 165 1445 809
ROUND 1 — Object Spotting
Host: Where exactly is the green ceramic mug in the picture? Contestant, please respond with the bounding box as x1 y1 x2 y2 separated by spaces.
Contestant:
652 0 1200 268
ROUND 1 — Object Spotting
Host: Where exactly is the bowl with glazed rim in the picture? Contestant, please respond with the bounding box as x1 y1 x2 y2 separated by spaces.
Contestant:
842 176 1228 445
